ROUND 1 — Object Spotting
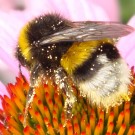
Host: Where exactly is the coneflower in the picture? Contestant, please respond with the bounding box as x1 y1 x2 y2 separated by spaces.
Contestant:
0 67 135 135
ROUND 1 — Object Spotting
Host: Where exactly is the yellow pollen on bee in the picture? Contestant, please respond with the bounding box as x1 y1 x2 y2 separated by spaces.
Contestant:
122 94 130 101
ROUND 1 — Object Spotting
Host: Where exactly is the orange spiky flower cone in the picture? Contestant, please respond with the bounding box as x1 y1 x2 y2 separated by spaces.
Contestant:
0 67 135 135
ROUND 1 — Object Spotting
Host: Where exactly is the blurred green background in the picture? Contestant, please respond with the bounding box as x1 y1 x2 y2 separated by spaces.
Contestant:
119 0 135 23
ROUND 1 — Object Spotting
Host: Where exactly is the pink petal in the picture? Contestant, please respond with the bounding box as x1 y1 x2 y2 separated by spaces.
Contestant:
0 11 29 83
117 15 135 67
46 0 109 21
0 81 8 97
93 0 119 21
0 0 118 21
128 15 135 26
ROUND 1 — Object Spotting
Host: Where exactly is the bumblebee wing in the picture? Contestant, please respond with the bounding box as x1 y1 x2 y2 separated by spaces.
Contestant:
40 21 134 45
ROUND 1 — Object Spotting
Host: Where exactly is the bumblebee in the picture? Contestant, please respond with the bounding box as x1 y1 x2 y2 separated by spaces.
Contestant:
15 13 134 126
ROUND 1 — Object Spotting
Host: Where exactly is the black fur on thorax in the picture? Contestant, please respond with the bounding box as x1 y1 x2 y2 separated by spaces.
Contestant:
16 13 73 70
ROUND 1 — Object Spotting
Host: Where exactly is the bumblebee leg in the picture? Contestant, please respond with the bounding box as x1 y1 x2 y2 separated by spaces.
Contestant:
23 63 41 127
54 68 76 125
19 64 27 83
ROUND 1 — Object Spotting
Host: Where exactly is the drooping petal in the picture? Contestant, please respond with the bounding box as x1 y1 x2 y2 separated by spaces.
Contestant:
117 15 135 67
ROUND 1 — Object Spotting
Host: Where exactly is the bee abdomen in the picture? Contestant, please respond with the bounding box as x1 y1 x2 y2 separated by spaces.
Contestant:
73 43 131 109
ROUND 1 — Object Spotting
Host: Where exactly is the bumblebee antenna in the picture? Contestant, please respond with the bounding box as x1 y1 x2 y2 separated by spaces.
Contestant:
23 63 41 127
